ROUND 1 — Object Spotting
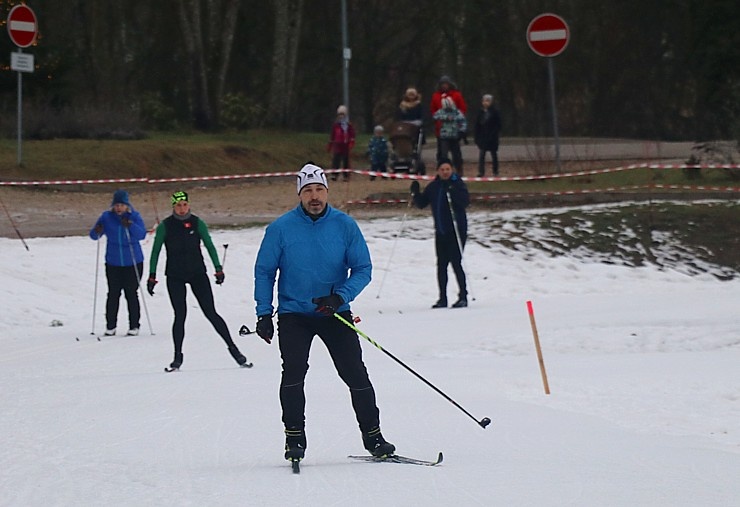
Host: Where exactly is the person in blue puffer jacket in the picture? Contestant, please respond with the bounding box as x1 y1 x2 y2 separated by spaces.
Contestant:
253 162 395 464
89 189 147 336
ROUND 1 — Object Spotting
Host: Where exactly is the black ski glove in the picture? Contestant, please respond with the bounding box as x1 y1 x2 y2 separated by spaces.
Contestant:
94 223 104 235
312 294 344 316
147 275 157 296
214 271 225 285
121 216 131 228
256 314 274 344
410 180 420 195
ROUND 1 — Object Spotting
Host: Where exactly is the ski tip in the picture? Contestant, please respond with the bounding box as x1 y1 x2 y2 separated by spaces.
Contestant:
436 451 444 464
240 362 254 368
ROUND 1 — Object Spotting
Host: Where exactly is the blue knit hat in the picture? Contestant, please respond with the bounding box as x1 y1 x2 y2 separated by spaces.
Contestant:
111 189 130 207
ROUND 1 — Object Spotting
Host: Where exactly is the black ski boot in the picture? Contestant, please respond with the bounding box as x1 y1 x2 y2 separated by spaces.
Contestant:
362 427 395 458
432 298 447 309
170 353 183 369
451 297 468 308
284 427 306 461
228 345 248 366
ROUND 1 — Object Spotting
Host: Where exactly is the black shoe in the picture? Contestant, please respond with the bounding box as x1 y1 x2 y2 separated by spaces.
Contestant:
362 427 395 458
170 353 183 369
228 345 247 366
451 298 468 308
284 427 306 461
432 299 447 309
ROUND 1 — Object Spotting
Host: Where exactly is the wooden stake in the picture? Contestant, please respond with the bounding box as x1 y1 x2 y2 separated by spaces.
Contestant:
527 300 550 394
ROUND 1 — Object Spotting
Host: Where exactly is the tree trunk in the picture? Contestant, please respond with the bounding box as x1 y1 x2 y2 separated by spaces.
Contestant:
267 0 304 126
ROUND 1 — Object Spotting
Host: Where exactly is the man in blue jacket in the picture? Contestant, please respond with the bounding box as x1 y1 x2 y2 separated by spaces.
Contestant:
254 163 395 464
410 158 470 308
89 189 147 336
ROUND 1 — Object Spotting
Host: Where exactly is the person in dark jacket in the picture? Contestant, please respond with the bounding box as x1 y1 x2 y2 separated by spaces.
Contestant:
474 94 502 176
147 191 248 371
396 87 425 124
253 163 395 465
89 189 147 336
410 159 470 308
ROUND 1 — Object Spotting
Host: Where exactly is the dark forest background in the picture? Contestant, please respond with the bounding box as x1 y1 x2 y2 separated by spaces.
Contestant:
1 0 738 140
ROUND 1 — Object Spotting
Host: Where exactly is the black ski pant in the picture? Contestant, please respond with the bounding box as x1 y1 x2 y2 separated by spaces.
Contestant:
277 311 381 434
105 262 143 331
166 272 236 358
478 147 499 176
435 233 467 301
437 137 464 175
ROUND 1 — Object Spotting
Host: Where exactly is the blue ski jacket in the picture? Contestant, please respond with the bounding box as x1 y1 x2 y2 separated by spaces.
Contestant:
89 207 147 266
254 204 372 317
412 174 469 238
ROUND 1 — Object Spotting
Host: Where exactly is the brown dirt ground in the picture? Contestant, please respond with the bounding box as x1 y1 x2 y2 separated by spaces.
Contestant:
0 160 733 239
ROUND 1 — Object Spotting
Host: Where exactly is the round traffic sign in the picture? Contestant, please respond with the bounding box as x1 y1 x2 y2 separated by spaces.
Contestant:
7 4 38 48
527 13 569 57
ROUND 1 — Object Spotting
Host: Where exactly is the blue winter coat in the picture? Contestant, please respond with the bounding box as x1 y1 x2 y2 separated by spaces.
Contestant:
412 174 469 239
89 208 147 266
254 204 372 317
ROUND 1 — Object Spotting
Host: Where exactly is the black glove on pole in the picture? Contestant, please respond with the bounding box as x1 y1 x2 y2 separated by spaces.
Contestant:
256 315 274 344
147 275 157 296
312 294 344 316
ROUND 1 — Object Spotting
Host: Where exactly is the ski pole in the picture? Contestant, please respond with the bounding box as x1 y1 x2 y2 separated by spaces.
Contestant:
0 195 29 251
125 227 154 335
446 190 474 301
221 244 229 269
375 198 412 299
334 312 491 429
91 238 101 335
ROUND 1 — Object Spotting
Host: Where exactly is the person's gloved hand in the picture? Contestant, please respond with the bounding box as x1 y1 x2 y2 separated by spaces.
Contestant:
147 275 157 296
121 216 131 228
410 180 420 195
94 223 104 235
312 294 344 316
214 271 225 285
256 314 274 344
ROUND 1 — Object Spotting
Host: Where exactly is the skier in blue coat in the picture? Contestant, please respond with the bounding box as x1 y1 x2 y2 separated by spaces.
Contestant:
253 163 395 465
89 189 147 336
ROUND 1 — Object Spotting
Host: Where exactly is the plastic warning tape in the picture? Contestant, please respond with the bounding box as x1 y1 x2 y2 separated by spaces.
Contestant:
1 163 738 187
345 184 740 205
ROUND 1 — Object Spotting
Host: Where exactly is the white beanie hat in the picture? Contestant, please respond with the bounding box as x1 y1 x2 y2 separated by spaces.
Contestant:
296 163 329 194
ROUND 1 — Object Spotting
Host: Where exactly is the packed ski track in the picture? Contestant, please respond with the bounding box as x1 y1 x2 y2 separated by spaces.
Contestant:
1 204 739 506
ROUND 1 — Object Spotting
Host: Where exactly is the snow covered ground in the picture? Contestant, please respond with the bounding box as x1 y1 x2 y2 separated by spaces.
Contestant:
1 206 738 506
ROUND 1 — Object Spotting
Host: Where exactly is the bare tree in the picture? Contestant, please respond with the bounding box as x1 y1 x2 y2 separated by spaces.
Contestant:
267 0 305 126
177 0 241 130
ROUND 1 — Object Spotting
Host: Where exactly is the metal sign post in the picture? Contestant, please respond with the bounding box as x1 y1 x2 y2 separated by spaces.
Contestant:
7 4 39 166
527 13 570 173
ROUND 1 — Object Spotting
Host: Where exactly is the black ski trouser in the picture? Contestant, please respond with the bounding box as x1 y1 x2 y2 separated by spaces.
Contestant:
105 262 143 330
277 311 380 433
166 272 235 357
435 233 467 301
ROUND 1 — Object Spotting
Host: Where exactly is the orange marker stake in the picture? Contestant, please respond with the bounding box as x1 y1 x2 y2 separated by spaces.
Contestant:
527 301 551 394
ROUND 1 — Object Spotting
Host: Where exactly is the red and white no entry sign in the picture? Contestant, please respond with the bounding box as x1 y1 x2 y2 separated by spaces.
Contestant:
7 4 38 48
527 13 569 57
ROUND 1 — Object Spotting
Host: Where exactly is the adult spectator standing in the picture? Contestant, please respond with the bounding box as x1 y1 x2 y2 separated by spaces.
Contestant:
474 94 502 176
147 191 248 371
410 159 470 309
430 75 467 163
253 163 395 465
327 105 355 182
89 190 147 336
396 87 425 124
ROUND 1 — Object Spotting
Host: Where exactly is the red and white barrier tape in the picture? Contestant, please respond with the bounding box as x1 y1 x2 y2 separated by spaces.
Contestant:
1 163 738 187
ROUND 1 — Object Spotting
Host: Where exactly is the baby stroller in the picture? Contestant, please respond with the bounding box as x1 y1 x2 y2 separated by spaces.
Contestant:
389 120 426 174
